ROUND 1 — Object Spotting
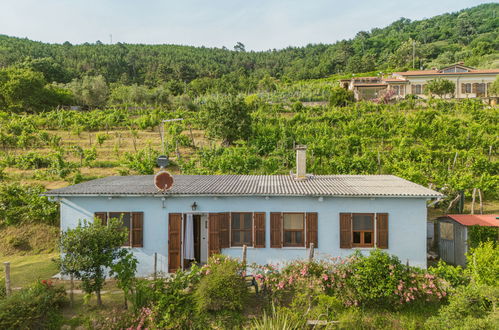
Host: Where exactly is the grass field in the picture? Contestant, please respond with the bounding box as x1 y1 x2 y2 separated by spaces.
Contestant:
0 253 58 288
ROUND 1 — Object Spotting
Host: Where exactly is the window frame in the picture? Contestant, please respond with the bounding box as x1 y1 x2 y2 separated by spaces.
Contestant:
100 211 134 247
463 83 471 94
282 212 305 247
351 213 375 248
230 212 253 247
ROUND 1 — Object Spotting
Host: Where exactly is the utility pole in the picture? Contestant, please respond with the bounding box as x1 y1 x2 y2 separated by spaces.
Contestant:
161 118 184 155
109 34 113 44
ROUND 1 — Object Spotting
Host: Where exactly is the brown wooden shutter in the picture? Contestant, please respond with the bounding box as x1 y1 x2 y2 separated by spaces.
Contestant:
270 212 282 248
168 213 182 273
131 212 143 247
461 83 465 94
219 212 230 248
208 213 221 256
339 213 352 249
376 213 389 249
95 212 107 226
411 85 415 94
306 212 318 248
254 212 266 248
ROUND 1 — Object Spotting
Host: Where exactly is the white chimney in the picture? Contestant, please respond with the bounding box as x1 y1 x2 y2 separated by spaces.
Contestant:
295 145 307 180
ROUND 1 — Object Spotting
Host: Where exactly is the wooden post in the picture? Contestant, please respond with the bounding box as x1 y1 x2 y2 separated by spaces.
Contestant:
242 245 247 267
188 124 197 149
308 243 315 262
478 189 483 215
153 252 157 280
4 262 11 296
471 188 476 215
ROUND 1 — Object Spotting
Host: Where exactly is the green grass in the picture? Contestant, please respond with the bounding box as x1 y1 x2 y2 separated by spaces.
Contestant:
0 253 58 288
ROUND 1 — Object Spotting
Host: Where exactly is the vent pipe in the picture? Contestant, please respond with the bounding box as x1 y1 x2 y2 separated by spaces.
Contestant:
295 145 307 180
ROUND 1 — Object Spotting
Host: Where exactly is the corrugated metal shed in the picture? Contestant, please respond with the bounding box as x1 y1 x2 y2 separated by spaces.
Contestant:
444 214 499 227
44 174 442 198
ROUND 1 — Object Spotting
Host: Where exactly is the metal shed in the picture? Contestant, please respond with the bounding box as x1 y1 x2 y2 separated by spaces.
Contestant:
437 214 499 266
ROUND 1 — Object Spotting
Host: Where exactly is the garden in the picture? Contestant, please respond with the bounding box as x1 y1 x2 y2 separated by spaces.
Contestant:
0 217 497 329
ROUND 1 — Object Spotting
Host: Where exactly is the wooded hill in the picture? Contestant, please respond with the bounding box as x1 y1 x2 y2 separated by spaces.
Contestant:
0 3 497 86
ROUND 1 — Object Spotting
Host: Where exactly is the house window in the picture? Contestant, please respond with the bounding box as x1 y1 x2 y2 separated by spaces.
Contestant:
283 213 305 247
462 83 471 94
352 213 374 247
95 212 143 247
231 213 252 246
414 84 422 94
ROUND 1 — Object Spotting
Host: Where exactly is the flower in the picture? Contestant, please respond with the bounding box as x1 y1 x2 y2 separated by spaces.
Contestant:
322 274 329 281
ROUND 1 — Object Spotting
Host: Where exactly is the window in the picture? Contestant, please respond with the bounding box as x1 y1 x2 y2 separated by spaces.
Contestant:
283 213 305 247
231 213 252 246
392 85 404 96
440 222 454 240
462 83 471 94
352 214 374 247
95 212 143 247
414 84 422 94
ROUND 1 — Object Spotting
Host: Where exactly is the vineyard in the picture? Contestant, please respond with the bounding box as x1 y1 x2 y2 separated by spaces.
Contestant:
0 97 497 218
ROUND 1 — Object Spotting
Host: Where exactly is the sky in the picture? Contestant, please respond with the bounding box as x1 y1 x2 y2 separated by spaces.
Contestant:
0 0 493 50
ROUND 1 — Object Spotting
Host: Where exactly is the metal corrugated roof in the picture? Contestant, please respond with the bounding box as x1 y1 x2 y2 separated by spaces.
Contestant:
440 214 499 227
44 175 443 198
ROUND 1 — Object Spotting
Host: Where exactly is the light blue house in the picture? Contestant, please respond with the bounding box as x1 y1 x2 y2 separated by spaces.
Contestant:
46 148 442 276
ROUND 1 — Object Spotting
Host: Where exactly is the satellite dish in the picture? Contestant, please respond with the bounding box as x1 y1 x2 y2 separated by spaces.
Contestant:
155 171 174 191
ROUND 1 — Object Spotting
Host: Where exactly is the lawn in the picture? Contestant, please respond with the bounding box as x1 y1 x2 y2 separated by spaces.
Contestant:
0 253 58 288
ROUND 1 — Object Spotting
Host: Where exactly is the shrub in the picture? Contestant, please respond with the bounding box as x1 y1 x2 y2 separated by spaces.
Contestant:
249 306 306 330
7 235 31 250
152 266 203 328
428 260 470 287
194 255 248 313
0 278 5 299
0 280 67 329
425 285 498 329
466 241 499 287
329 87 354 107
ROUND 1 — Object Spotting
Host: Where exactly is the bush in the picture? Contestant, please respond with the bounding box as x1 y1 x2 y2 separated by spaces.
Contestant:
0 280 66 329
329 87 354 107
428 260 470 287
194 255 248 313
249 306 306 330
0 278 5 299
466 241 499 287
425 285 498 329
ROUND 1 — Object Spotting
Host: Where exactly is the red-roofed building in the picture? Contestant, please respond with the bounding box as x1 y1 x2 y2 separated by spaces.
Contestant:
437 214 498 266
340 63 499 102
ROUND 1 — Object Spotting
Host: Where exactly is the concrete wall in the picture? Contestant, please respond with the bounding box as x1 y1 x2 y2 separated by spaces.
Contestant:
60 195 429 276
401 74 496 98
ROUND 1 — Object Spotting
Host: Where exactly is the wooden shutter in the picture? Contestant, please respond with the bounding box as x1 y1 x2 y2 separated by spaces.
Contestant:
168 213 182 273
208 213 221 256
131 212 143 247
339 213 352 249
95 212 107 226
306 212 318 248
270 212 282 248
376 213 389 249
411 85 415 94
219 212 230 248
461 83 466 94
254 212 266 248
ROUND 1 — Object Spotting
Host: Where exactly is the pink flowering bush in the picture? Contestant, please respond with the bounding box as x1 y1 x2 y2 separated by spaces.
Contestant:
251 250 449 309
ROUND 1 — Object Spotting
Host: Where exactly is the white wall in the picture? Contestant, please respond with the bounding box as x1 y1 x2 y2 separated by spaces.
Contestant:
60 195 429 276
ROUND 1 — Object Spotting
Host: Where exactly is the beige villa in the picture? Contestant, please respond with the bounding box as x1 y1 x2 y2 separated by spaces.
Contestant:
340 63 499 101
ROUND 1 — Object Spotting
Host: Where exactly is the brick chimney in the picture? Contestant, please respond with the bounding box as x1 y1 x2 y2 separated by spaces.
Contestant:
295 145 307 180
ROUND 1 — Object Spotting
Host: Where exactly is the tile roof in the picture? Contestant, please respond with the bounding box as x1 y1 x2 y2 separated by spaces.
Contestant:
441 214 499 227
44 175 443 198
393 69 499 76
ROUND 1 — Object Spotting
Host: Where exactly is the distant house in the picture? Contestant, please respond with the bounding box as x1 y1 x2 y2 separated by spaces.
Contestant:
45 147 442 276
437 214 499 266
340 63 499 101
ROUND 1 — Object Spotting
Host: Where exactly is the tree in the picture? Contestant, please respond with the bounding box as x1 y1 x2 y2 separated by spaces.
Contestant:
109 252 138 309
64 75 109 108
490 76 499 96
59 217 128 306
329 87 355 107
202 95 252 145
425 78 455 98
234 42 246 52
